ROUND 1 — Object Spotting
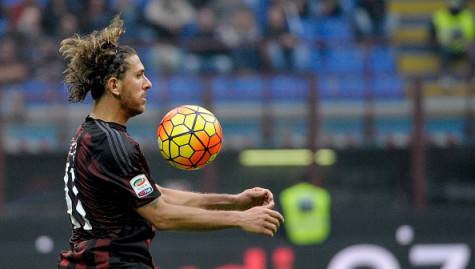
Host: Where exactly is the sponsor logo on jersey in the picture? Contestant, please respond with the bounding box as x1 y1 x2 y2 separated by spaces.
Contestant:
130 174 153 198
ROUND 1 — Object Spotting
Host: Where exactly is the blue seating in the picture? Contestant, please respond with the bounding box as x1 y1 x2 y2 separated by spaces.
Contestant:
372 75 405 99
166 75 203 105
309 49 324 72
22 79 57 104
323 46 365 74
316 18 352 43
221 120 262 148
135 46 156 73
318 75 366 99
270 75 309 101
299 19 318 43
318 74 405 100
212 76 263 102
340 0 356 12
369 46 397 74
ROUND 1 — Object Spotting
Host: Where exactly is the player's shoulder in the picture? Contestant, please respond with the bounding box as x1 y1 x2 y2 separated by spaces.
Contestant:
83 117 140 156
83 117 143 174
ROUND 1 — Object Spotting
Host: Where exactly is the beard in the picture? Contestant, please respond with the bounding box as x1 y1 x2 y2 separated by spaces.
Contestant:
119 92 145 118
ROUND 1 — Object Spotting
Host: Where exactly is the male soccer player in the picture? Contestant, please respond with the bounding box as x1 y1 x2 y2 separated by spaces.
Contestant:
58 16 284 268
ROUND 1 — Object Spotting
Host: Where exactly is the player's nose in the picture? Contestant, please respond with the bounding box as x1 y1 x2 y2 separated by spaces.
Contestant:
144 75 152 90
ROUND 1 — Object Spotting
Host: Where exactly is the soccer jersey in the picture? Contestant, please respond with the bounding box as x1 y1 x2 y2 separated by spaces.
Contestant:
59 116 161 269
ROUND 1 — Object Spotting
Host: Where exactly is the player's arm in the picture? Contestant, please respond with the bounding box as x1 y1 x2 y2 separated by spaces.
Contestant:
136 196 284 237
156 185 275 210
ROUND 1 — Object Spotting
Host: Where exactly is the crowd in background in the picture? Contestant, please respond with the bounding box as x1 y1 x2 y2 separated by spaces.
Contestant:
0 0 391 88
1 0 475 150
1 0 475 87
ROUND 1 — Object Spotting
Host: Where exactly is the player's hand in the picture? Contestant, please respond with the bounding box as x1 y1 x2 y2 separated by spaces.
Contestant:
237 204 284 237
235 187 275 210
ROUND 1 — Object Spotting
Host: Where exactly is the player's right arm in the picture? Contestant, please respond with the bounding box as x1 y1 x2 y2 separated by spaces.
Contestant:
156 185 275 211
136 196 284 237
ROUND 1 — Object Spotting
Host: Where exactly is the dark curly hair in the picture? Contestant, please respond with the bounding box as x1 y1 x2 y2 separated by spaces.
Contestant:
59 16 136 103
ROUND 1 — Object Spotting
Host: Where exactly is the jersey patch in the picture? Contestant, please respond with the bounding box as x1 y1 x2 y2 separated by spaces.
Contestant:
129 174 153 198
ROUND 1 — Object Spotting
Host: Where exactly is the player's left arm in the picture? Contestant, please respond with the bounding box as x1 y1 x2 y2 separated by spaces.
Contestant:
156 185 275 211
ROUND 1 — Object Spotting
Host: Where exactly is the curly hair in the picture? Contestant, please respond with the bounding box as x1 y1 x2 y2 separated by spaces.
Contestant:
59 16 136 103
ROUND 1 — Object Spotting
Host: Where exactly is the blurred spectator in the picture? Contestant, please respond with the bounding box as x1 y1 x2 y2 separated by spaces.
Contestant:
280 179 331 245
31 37 63 83
219 8 261 72
14 0 43 39
143 0 196 73
0 4 9 36
210 0 249 25
188 0 212 9
262 4 309 71
112 0 154 43
0 36 28 85
310 0 343 18
80 0 113 34
0 87 25 121
183 8 232 74
57 13 80 39
42 0 80 36
429 0 475 78
270 0 311 18
351 0 393 43
144 0 195 41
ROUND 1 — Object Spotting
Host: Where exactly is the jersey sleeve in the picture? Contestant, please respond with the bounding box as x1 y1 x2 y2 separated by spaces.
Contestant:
88 134 160 208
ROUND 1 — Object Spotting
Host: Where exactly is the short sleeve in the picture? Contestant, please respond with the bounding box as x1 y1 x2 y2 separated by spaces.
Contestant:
88 134 160 208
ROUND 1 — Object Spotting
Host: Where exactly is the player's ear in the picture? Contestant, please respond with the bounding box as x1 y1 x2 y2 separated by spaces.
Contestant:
107 76 121 96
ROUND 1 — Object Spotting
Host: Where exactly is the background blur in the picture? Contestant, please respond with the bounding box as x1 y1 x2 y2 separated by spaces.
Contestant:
1 0 475 268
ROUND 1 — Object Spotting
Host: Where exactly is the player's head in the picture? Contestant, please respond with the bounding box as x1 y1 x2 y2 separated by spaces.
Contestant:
446 0 465 14
59 15 152 117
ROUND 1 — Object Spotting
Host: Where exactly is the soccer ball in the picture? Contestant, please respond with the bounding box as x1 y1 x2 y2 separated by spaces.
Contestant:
157 105 223 170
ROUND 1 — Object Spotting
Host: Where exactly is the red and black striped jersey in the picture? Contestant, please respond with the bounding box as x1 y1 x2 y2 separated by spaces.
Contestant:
59 116 161 269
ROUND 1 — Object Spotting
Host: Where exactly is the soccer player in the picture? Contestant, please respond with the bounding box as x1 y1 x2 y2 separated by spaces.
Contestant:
58 16 284 268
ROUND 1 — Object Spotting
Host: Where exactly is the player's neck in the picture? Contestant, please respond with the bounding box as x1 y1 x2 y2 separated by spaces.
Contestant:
91 97 129 126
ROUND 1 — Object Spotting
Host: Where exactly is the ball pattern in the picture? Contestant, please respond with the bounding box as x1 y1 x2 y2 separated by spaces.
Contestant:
157 105 223 170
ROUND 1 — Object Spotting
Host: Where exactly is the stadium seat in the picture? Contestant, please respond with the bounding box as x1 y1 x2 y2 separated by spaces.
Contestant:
270 75 310 101
315 18 352 43
369 46 397 74
397 52 441 75
318 73 405 100
318 75 366 99
22 79 63 105
372 74 406 99
212 75 263 102
309 49 324 73
389 0 448 17
167 75 204 104
391 26 430 46
298 19 318 43
323 46 365 74
220 121 261 149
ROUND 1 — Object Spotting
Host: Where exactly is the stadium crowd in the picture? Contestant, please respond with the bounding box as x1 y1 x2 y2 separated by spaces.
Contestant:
0 0 393 86
4 0 475 150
